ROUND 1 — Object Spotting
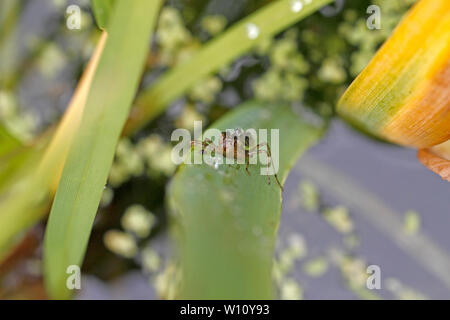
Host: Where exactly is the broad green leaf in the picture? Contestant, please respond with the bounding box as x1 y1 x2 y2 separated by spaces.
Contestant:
91 0 115 30
43 0 164 299
168 101 323 299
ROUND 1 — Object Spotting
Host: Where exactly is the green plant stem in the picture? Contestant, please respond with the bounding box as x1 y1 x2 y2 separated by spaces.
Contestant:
0 0 23 89
124 0 333 135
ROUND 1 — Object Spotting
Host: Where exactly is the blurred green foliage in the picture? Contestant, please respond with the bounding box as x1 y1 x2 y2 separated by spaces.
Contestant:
0 0 418 299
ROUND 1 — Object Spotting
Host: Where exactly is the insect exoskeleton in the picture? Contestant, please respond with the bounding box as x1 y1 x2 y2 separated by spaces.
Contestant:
190 128 283 191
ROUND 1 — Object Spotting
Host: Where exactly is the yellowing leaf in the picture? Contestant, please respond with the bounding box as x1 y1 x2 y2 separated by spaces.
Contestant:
338 0 450 148
0 32 107 261
418 140 450 181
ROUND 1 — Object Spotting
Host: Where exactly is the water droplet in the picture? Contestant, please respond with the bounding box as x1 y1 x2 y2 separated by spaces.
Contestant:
245 23 260 40
291 0 303 13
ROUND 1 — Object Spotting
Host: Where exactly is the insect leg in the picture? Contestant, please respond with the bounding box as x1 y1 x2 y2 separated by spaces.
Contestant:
190 138 214 152
248 144 283 191
190 140 204 150
248 149 271 185
245 161 251 175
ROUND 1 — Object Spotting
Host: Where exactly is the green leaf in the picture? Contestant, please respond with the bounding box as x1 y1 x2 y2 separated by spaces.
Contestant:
43 0 164 299
168 101 323 298
91 0 115 30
